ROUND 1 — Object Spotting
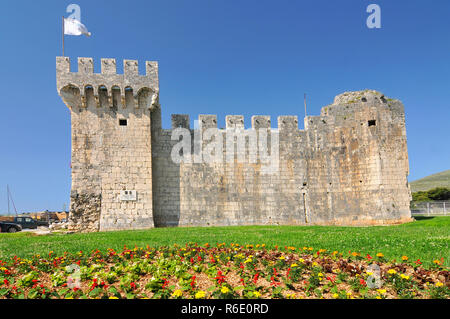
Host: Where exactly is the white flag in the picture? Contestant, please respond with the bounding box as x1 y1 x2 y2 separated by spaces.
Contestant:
64 18 91 37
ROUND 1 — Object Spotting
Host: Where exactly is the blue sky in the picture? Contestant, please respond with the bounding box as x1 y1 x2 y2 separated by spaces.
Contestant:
0 0 448 213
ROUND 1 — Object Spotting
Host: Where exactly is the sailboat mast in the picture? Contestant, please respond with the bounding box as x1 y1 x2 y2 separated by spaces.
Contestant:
7 185 10 215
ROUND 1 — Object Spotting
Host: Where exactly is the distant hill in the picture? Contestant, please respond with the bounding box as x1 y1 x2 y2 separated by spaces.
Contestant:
410 170 450 192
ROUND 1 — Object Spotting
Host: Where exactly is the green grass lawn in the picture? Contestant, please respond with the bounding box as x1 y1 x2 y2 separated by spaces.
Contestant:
1 217 449 267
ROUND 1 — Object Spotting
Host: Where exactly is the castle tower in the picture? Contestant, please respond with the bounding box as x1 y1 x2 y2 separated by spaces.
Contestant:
56 57 160 232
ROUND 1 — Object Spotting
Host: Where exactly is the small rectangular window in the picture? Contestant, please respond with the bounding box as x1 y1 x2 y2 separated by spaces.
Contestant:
368 120 376 126
119 119 127 126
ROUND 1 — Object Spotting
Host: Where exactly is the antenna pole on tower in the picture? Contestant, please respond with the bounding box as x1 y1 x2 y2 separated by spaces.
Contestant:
304 93 307 118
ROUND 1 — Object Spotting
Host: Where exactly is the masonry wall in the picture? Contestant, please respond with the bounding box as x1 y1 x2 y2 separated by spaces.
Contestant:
152 115 309 227
152 91 411 227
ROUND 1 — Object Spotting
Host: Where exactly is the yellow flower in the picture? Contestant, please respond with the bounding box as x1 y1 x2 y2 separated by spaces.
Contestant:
332 293 339 298
172 290 183 298
312 262 318 267
376 253 384 258
387 269 397 275
366 271 373 276
221 286 230 294
433 260 441 265
195 290 206 299
109 296 119 299
298 258 305 263
375 296 382 299
318 272 323 277
244 258 253 264
332 251 338 256
290 263 298 268
435 282 444 287
308 247 313 251
401 256 408 261
400 274 410 280
278 256 285 260
376 289 386 294
286 293 296 299
253 291 261 298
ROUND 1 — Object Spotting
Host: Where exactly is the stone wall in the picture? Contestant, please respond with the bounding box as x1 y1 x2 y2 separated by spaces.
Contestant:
57 57 412 232
151 90 411 227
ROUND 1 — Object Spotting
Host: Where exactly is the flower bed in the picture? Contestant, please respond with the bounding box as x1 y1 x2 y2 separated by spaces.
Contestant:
0 243 448 299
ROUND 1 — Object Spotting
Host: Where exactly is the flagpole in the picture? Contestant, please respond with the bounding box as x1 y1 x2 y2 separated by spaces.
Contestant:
62 16 65 56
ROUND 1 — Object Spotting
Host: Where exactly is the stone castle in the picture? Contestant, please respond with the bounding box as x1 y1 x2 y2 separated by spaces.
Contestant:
56 57 412 232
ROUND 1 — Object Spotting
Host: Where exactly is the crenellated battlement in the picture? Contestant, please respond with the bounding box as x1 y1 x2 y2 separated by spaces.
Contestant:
167 114 303 131
57 57 159 110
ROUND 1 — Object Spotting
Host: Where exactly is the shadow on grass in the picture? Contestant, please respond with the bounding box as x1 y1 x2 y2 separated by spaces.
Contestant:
414 216 435 221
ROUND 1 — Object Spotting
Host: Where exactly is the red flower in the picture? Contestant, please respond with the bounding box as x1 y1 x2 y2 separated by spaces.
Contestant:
215 271 225 285
366 254 373 260
130 282 137 290
253 273 259 284
360 279 366 286
190 276 196 289
286 268 291 279
162 278 169 289
270 276 280 286
3 279 9 286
